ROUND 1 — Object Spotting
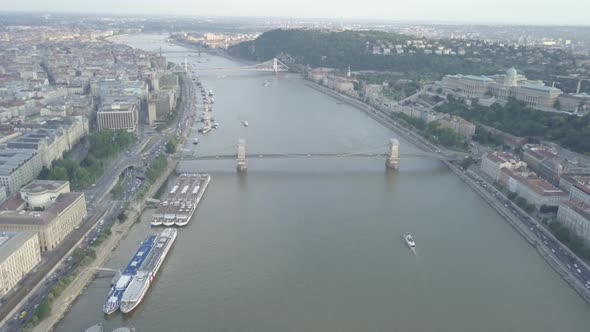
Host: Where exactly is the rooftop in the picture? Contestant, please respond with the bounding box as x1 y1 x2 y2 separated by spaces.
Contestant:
520 84 562 93
524 178 568 197
0 192 84 226
563 200 590 221
0 149 38 176
21 180 68 194
485 151 521 164
462 75 494 82
0 231 37 263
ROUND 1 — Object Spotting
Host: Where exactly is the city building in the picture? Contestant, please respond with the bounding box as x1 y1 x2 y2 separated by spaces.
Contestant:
0 231 40 298
559 175 590 194
440 68 563 111
97 96 140 132
91 80 148 100
0 149 43 196
147 90 176 126
498 168 568 207
517 177 568 207
437 114 476 138
307 68 355 93
480 151 526 181
0 180 86 251
569 179 590 204
157 74 179 92
557 93 590 114
557 200 590 245
523 144 590 184
6 117 89 168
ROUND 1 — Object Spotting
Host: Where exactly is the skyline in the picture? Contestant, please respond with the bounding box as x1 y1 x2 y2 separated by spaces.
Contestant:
2 0 590 26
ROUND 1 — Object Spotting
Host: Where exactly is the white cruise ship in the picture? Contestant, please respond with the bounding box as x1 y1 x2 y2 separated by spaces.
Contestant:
120 228 177 314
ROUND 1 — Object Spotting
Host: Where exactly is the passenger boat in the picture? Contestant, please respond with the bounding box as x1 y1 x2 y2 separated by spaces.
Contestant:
404 233 416 249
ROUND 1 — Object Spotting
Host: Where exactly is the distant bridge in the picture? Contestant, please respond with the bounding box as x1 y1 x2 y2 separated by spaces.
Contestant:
186 58 289 73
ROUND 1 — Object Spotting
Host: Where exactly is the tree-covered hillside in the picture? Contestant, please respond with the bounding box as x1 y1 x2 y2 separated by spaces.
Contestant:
228 29 580 82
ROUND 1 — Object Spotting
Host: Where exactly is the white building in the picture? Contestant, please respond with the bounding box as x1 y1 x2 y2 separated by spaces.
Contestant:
558 200 590 245
0 149 43 196
0 180 87 251
97 96 140 132
0 231 41 298
441 68 562 111
480 151 526 181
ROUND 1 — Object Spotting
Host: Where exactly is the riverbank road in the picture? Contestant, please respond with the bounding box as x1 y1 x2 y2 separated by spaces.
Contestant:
465 167 590 294
32 208 139 332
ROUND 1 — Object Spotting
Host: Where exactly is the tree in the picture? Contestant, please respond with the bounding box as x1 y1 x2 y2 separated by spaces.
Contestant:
540 205 558 213
515 196 527 207
506 191 518 201
569 235 585 253
49 167 68 181
38 167 50 180
460 157 474 170
166 138 178 154
36 300 51 320
74 168 92 188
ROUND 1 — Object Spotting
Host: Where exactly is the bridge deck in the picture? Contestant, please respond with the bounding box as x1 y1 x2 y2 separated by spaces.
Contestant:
178 152 459 161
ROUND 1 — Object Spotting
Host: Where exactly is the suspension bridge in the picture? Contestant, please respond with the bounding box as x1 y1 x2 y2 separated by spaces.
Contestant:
176 139 469 172
185 58 290 73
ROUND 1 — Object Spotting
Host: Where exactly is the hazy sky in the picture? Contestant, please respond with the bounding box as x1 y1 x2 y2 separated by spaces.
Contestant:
4 0 590 25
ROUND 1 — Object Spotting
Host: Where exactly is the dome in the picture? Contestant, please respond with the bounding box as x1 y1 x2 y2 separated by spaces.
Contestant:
506 67 517 78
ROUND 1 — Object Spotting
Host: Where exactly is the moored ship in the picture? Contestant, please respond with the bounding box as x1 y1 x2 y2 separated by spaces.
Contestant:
151 173 210 227
120 228 177 313
102 235 156 314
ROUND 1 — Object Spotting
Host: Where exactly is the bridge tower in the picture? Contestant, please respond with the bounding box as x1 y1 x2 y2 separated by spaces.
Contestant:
273 58 278 75
237 138 248 172
386 139 400 170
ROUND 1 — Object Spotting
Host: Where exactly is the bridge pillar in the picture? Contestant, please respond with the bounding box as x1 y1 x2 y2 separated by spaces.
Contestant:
237 138 248 172
386 139 400 170
273 58 278 75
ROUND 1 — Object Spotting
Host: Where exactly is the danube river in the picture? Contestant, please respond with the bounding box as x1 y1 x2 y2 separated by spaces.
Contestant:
56 34 590 332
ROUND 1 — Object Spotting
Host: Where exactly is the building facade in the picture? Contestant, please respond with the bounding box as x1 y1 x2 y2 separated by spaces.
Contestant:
97 96 140 132
147 90 176 126
0 231 41 298
480 151 526 182
558 200 590 245
441 68 563 111
6 118 89 168
0 180 87 251
0 149 43 196
523 144 590 184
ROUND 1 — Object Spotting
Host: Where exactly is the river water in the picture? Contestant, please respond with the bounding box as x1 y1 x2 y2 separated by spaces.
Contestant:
56 34 590 332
